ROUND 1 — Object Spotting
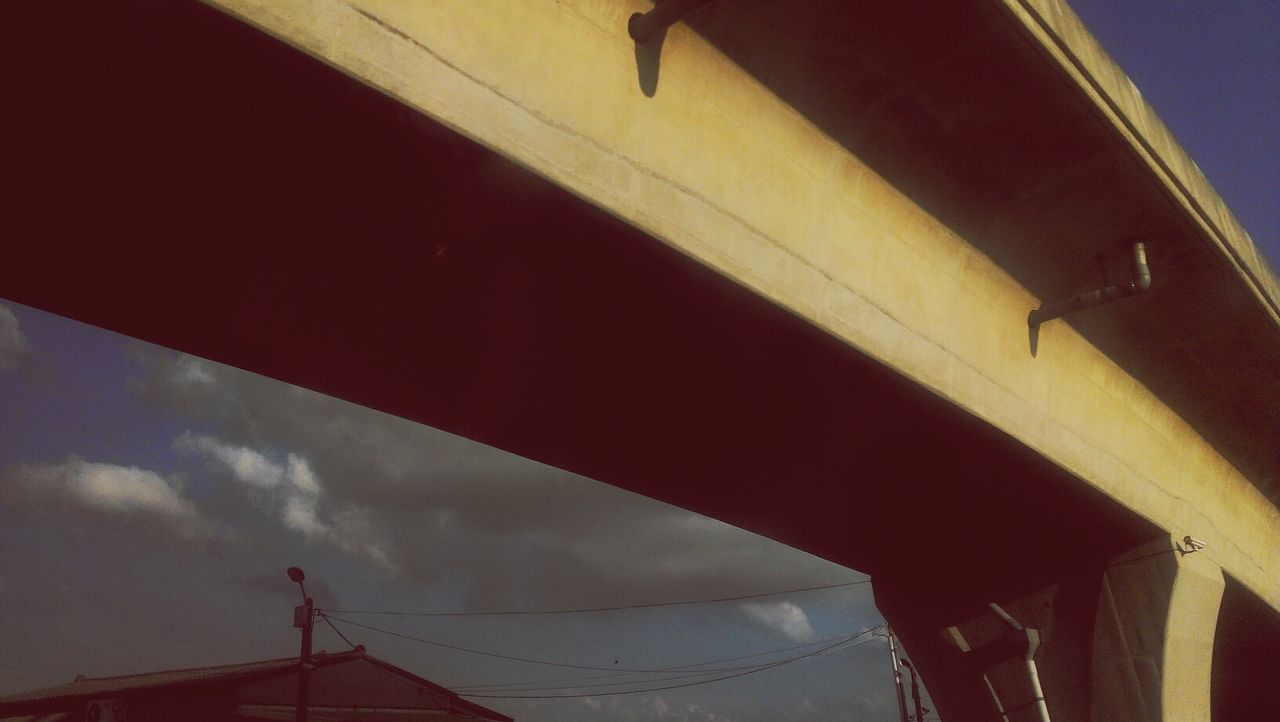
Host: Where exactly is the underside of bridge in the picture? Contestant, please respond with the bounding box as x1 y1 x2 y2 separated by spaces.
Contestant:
3 0 1153 596
3 1 1277 719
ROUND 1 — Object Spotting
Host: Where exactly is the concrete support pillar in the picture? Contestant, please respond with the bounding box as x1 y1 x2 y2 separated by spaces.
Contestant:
1090 536 1224 722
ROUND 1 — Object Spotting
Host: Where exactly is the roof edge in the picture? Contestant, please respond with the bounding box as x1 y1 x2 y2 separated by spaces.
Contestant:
357 653 514 722
0 651 362 709
996 0 1280 327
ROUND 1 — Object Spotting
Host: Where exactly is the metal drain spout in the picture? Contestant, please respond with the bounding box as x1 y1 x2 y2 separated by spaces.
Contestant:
1030 242 1150 327
628 0 716 43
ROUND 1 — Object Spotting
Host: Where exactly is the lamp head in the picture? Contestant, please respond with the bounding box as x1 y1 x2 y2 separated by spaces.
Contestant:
287 567 306 584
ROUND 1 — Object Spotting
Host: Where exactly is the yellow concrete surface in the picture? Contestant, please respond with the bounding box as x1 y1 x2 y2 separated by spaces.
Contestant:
198 0 1280 611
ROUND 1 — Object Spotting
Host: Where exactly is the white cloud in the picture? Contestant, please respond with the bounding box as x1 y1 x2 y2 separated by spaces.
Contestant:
281 495 327 538
175 432 283 489
636 695 733 722
285 453 321 494
740 601 815 642
0 304 28 369
174 431 393 570
0 460 210 541
174 356 216 385
21 460 195 517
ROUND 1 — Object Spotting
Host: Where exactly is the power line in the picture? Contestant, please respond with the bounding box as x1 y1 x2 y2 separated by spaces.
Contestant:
318 579 870 618
323 613 881 680
453 630 877 689
461 635 875 699
459 634 881 695
454 629 880 692
459 630 877 700
319 611 359 650
323 613 691 673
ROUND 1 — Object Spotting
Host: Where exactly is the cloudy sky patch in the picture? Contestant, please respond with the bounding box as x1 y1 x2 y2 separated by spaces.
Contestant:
175 432 286 489
0 303 28 369
739 601 816 643
0 459 211 541
172 430 394 570
0 301 887 720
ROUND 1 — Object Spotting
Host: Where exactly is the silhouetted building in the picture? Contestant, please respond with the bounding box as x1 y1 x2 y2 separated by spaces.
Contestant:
0 647 511 722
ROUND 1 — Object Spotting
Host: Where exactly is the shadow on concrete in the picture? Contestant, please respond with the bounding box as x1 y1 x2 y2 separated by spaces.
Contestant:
633 24 667 97
1213 575 1280 719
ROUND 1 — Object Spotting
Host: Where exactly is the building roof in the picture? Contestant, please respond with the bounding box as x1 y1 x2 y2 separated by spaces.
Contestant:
0 655 304 706
0 648 511 722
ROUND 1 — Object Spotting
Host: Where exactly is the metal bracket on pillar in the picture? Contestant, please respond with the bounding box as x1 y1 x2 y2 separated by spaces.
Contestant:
1175 535 1206 555
628 0 717 43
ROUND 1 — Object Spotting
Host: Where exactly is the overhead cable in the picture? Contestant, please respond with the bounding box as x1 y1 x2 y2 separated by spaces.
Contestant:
318 579 870 618
448 629 870 691
453 632 880 691
319 611 359 650
323 613 879 678
459 635 881 695
323 614 688 673
459 630 877 699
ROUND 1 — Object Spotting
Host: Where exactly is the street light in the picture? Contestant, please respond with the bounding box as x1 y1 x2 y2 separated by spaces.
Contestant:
287 567 314 722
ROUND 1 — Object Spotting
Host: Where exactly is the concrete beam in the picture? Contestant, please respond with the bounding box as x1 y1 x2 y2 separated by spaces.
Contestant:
193 0 1279 612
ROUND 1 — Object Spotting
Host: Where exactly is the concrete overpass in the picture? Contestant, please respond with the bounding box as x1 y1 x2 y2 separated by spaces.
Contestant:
2 0 1277 718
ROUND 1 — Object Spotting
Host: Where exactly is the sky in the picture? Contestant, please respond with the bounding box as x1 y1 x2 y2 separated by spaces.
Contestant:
0 299 895 721
1 2 1276 722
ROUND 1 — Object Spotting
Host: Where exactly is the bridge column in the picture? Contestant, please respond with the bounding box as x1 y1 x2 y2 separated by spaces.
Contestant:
1090 535 1224 722
874 534 1226 721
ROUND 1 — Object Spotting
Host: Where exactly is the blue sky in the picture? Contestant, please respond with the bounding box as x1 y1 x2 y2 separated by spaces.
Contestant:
1069 0 1279 271
1 3 1275 722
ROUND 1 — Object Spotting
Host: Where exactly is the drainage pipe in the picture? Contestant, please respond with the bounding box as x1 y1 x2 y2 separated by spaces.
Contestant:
983 674 1011 722
988 603 1051 722
887 630 910 722
1029 242 1150 326
628 0 716 43
899 659 926 722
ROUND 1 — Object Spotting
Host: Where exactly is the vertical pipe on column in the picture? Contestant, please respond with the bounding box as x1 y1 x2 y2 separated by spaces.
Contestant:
988 603 1051 722
983 674 1011 722
887 629 910 722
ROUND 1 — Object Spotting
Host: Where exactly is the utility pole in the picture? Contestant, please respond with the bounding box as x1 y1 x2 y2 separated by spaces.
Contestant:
287 567 313 722
885 628 910 722
900 658 925 722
